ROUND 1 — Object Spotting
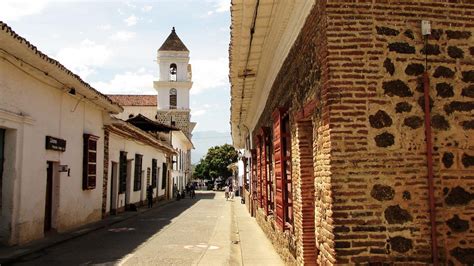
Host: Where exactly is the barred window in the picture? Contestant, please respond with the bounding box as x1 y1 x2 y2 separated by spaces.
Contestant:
83 134 99 190
134 154 143 191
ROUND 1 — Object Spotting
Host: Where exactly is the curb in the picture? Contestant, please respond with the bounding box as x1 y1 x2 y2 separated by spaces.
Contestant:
0 199 175 265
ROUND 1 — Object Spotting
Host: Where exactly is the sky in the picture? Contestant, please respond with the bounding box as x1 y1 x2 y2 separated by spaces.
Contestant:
0 0 233 162
0 0 232 133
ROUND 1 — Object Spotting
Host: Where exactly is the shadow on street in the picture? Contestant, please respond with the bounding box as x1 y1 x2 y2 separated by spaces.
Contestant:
12 191 216 266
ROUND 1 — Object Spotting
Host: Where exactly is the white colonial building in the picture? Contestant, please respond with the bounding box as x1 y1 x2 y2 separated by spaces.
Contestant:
109 27 195 192
0 22 123 245
0 21 177 246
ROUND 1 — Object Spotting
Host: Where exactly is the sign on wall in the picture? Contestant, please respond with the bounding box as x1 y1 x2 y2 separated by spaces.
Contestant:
45 136 66 152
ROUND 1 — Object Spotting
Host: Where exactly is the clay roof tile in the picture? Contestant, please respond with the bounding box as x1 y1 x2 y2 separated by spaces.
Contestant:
158 27 189 52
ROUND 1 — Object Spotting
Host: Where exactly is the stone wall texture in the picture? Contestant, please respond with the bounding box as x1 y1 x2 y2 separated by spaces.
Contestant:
156 110 191 137
250 0 474 265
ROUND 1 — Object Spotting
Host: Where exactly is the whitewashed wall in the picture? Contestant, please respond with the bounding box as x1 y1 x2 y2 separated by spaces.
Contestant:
107 133 167 212
0 59 106 245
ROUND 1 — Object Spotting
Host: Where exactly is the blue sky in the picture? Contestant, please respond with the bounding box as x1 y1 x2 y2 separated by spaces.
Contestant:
0 0 232 135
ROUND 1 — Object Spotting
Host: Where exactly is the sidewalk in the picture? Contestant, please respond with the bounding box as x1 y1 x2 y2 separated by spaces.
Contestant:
0 199 173 264
232 196 284 266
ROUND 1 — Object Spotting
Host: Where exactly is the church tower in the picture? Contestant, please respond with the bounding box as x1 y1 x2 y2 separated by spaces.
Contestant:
154 27 195 137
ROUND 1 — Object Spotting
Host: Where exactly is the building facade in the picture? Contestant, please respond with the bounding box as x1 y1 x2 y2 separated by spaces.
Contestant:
103 116 176 215
110 28 195 190
0 21 178 246
230 1 474 265
0 22 122 245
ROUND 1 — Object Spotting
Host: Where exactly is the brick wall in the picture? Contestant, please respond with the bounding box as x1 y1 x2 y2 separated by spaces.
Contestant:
325 1 474 264
252 1 333 264
102 129 110 217
250 0 474 265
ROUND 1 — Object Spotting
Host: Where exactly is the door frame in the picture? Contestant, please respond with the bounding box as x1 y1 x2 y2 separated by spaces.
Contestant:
110 161 118 214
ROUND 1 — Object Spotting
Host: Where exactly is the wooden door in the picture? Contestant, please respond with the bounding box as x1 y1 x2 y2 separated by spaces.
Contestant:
44 161 53 232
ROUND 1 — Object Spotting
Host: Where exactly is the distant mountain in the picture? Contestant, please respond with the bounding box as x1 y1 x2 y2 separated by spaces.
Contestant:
191 131 232 164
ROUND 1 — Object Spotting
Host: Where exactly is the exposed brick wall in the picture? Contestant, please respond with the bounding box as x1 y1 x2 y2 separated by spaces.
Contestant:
294 120 317 264
250 0 474 265
324 1 474 264
252 0 333 264
255 209 297 265
102 129 110 217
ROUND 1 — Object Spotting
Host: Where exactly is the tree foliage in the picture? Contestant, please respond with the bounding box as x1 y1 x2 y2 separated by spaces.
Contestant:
193 144 238 180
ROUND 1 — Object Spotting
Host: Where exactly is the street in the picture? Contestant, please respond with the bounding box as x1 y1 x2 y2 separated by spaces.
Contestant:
12 191 282 266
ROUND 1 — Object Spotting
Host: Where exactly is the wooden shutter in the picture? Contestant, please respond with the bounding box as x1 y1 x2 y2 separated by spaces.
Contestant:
282 114 293 227
256 136 263 208
273 108 286 230
133 154 143 191
152 159 157 188
264 129 274 214
161 162 167 189
260 128 269 215
119 151 127 193
251 149 257 202
83 134 99 190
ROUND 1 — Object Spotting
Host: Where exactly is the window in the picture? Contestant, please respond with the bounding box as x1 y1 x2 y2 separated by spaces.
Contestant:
0 128 4 208
161 162 167 189
169 88 177 109
264 128 274 215
169 63 177 81
83 134 99 190
119 151 127 193
272 108 293 230
134 154 143 191
152 159 157 188
256 135 263 208
146 167 151 186
282 114 293 227
251 149 257 202
0 128 4 180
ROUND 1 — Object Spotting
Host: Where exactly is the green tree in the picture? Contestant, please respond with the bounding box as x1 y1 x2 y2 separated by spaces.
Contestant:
193 144 238 181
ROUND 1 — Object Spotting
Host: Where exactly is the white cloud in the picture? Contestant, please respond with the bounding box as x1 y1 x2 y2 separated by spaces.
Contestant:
92 68 156 94
214 0 230 13
192 109 207 117
0 0 50 21
110 31 136 41
124 14 138 26
191 57 229 95
98 24 112 31
124 1 136 9
56 39 112 79
142 5 153 12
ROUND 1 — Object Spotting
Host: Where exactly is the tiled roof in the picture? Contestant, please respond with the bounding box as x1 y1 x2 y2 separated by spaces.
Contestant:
107 95 157 106
106 122 176 155
158 27 189 52
0 21 123 114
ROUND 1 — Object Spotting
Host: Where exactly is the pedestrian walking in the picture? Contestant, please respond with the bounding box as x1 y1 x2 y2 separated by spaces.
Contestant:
147 185 153 208
230 186 234 200
225 186 229 201
191 185 195 199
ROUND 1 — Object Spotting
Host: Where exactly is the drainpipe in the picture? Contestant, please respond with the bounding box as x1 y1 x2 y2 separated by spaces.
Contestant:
423 72 438 265
422 20 438 266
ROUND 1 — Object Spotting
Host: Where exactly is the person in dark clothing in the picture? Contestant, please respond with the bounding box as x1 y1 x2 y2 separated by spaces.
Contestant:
190 185 195 199
147 185 153 208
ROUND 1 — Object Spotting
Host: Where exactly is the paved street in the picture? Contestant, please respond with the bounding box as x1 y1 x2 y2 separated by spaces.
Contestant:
12 191 282 266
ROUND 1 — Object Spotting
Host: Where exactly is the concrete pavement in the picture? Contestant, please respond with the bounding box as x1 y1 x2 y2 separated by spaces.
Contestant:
3 191 283 266
232 196 284 266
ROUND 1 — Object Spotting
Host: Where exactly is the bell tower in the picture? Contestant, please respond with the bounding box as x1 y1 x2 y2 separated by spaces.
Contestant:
154 27 194 136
